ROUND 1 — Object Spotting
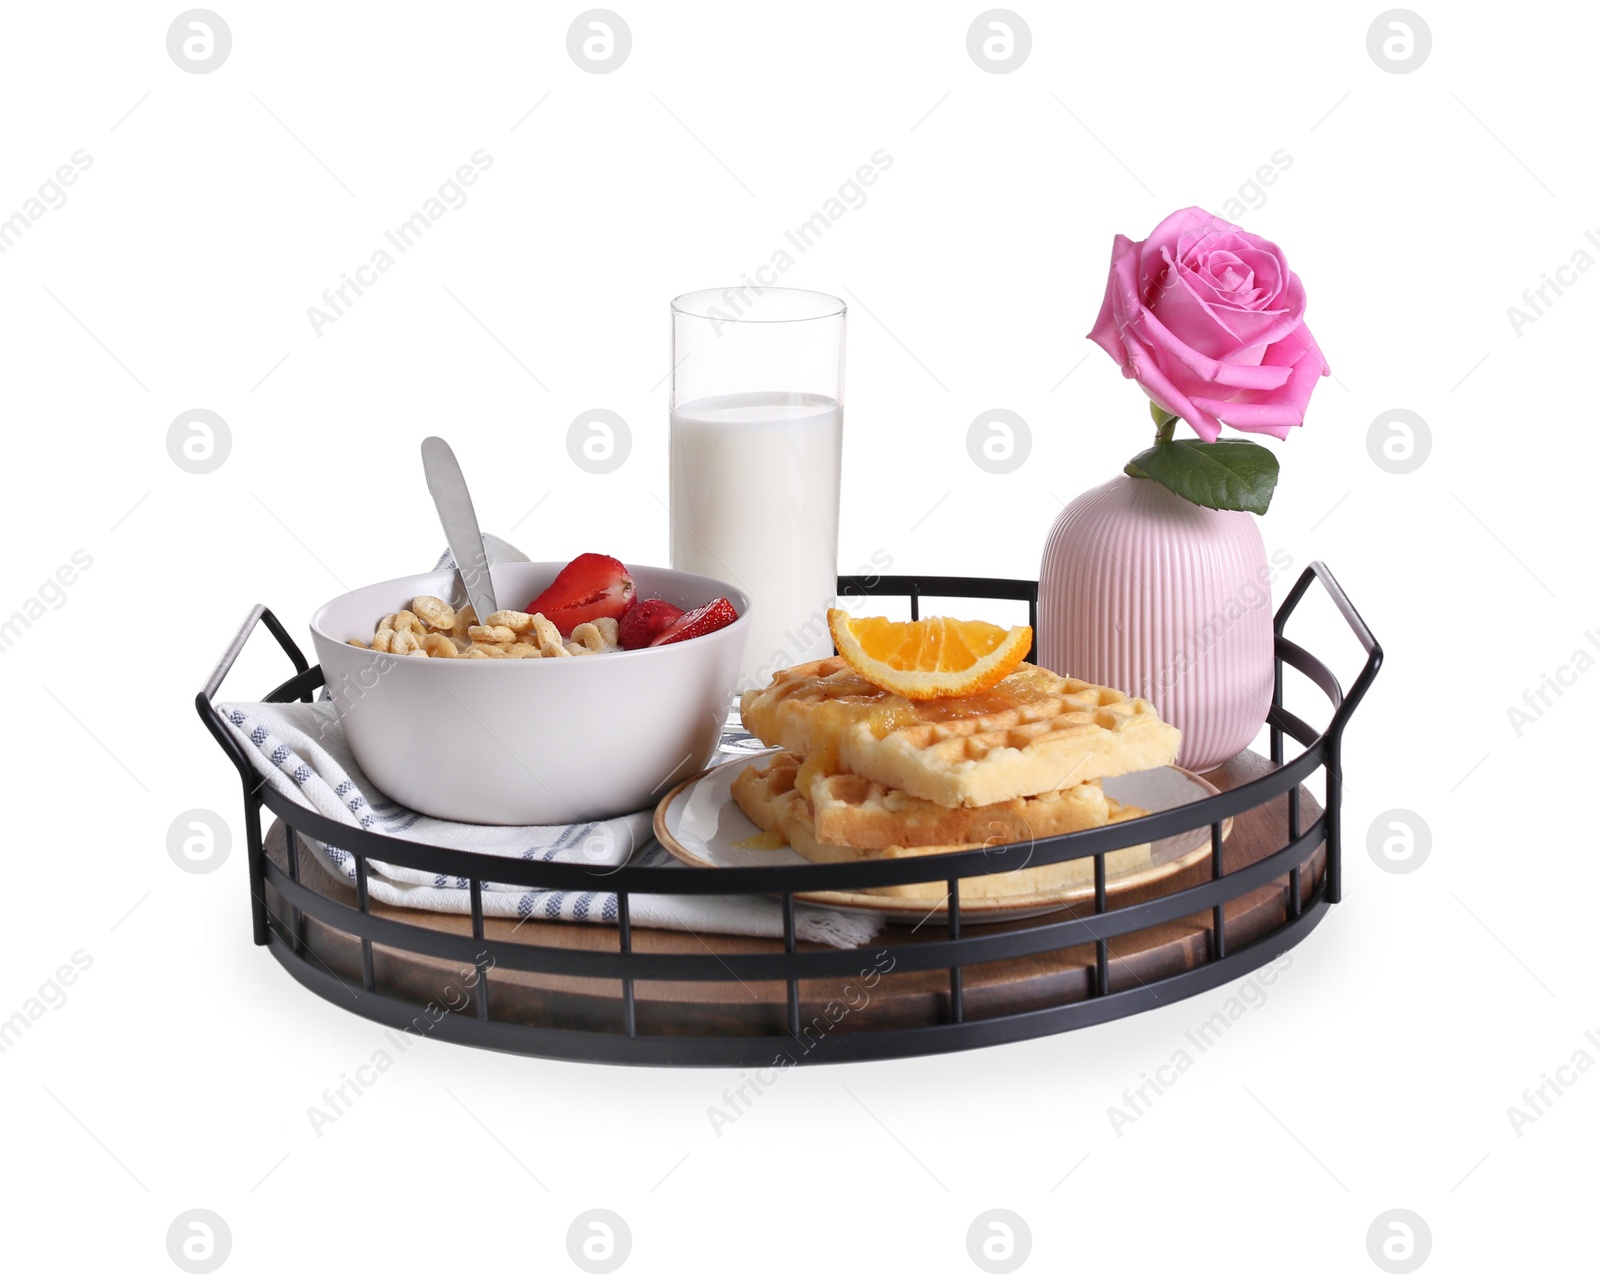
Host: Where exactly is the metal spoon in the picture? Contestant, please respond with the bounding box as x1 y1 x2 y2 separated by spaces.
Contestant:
421 436 498 623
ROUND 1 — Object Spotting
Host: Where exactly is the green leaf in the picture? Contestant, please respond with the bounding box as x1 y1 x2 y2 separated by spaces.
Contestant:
1123 438 1280 515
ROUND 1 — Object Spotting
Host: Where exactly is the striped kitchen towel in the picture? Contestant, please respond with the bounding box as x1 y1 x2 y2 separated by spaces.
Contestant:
215 697 881 948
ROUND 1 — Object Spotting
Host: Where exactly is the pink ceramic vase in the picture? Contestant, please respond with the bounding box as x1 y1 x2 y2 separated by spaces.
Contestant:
1038 474 1276 773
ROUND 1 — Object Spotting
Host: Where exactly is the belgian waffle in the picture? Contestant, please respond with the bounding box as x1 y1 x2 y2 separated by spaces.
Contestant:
740 657 1181 808
730 753 1150 900
791 752 1116 848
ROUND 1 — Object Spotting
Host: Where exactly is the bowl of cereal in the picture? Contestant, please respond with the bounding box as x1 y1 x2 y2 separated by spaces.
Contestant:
310 557 751 825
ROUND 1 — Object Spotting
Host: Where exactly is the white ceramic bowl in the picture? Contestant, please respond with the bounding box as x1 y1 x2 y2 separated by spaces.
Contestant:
310 563 751 825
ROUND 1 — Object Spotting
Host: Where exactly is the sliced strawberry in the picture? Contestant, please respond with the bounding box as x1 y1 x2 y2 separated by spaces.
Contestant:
649 596 738 647
618 598 686 650
525 553 634 635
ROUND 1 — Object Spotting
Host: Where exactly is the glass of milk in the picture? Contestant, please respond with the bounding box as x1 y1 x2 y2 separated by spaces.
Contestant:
670 288 845 691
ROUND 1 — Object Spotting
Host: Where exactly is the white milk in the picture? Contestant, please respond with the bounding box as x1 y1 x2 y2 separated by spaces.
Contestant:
669 391 843 689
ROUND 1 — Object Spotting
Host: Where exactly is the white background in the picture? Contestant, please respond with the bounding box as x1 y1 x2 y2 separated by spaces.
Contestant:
0 1 1591 1278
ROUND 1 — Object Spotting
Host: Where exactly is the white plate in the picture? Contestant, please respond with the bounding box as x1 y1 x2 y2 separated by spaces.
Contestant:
655 751 1230 923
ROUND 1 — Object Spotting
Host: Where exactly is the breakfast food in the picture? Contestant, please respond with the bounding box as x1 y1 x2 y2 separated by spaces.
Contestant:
613 594 737 650
827 609 1033 700
731 613 1182 901
350 596 621 658
524 552 635 634
731 752 1151 899
347 554 740 659
652 596 738 647
768 749 1121 848
741 656 1183 809
617 598 685 649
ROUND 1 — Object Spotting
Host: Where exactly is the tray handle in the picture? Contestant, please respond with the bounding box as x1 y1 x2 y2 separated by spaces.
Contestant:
195 604 316 787
1274 560 1383 737
1273 561 1382 905
195 604 322 948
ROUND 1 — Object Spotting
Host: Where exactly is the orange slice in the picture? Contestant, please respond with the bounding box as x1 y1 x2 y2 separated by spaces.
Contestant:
826 609 1033 701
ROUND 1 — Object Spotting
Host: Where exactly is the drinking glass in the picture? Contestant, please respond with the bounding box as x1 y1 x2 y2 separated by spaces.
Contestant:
670 288 845 688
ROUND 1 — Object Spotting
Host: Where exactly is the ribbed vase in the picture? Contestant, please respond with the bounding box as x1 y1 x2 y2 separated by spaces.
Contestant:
1038 474 1274 773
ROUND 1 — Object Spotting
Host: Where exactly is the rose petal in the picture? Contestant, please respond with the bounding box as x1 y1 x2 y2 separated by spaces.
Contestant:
1206 271 1306 349
1139 309 1293 391
1150 253 1248 357
1137 208 1230 301
1087 234 1143 365
1231 246 1284 300
1156 261 1294 356
1120 341 1225 442
1190 324 1329 438
1195 251 1255 301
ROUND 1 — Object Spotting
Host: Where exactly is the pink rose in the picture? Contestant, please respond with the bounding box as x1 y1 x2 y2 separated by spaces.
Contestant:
1088 207 1328 442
